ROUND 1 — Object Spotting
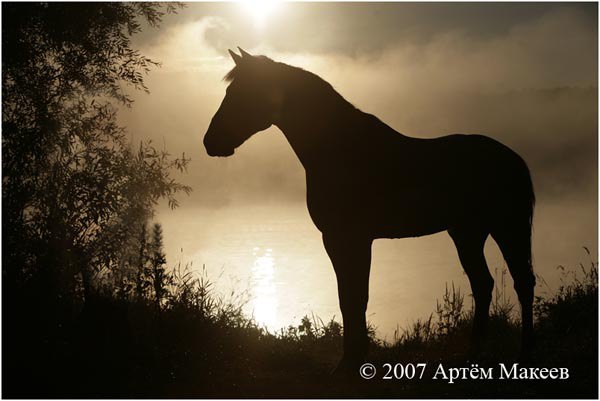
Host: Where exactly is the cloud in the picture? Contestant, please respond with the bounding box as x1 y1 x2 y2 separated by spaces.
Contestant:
120 7 596 212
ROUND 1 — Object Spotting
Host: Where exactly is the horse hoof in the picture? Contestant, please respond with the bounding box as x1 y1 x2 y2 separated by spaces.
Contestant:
330 359 362 380
330 362 351 378
467 338 485 358
518 348 534 363
518 337 535 363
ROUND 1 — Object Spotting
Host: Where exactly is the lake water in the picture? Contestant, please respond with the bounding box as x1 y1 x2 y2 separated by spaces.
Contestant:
158 197 596 338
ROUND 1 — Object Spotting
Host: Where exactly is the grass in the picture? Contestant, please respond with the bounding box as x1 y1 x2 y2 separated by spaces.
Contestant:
3 251 598 398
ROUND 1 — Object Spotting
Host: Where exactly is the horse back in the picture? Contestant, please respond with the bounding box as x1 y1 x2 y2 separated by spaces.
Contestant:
305 130 533 239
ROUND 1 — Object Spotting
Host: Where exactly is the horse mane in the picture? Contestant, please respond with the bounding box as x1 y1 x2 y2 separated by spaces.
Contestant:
223 56 263 82
223 55 357 111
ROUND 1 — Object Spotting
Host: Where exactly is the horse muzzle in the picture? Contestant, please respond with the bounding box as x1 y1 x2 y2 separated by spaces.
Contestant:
205 143 235 157
203 130 235 157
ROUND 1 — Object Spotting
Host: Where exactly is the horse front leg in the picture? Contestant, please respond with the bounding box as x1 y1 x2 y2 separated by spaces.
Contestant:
322 232 372 375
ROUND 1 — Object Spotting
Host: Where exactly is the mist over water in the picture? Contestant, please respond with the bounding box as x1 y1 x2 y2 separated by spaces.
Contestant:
157 195 595 337
119 3 597 336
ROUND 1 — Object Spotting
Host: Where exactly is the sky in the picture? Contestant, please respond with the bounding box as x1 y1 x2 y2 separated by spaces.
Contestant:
119 2 598 335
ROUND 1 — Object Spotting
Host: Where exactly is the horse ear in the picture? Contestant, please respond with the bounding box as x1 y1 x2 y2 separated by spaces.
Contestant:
228 49 242 65
238 47 252 58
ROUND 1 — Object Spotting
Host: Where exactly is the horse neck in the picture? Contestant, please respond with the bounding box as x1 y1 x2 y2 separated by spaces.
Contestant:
274 80 385 171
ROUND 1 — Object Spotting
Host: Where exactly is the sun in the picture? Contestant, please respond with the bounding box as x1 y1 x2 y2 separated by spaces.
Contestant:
239 0 282 29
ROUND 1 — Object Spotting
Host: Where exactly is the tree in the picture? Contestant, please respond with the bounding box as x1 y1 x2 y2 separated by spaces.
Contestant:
2 2 189 317
149 223 169 309
135 221 150 300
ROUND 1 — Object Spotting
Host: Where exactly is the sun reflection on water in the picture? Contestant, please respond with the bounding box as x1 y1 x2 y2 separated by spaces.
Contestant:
251 247 278 329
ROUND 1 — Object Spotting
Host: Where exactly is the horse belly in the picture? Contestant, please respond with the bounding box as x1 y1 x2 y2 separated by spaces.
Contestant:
306 181 449 239
370 195 450 238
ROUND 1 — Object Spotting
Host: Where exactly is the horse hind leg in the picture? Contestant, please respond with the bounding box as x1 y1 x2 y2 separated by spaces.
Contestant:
491 222 535 359
448 228 494 351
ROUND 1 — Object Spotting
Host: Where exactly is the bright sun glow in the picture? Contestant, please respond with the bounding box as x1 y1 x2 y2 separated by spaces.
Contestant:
251 247 278 329
240 0 282 29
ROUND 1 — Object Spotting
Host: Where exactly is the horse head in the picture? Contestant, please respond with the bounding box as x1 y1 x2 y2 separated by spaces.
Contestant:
204 48 284 157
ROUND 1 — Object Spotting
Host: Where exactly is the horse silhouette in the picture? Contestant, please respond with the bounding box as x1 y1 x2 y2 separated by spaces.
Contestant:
204 48 536 373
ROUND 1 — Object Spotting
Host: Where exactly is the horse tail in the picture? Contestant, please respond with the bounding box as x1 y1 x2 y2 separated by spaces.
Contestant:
491 148 536 272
